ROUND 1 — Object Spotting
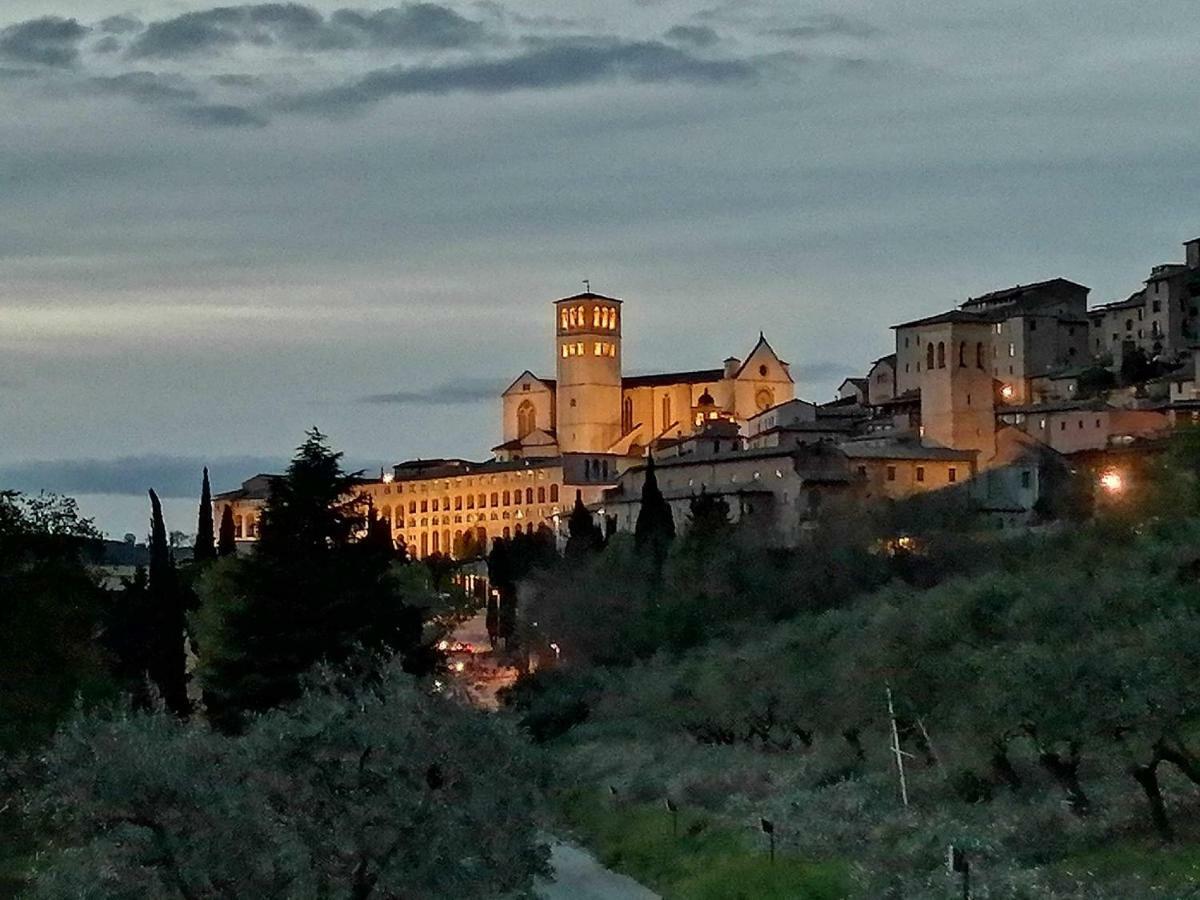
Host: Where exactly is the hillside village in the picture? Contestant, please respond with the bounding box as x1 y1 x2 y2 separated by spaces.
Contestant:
215 234 1200 553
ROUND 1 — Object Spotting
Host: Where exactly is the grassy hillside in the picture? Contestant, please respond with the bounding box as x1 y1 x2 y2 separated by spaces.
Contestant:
523 516 1200 898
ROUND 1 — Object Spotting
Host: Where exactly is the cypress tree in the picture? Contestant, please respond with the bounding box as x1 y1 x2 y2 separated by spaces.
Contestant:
634 455 675 567
565 489 603 559
217 505 237 557
194 467 216 563
147 489 190 715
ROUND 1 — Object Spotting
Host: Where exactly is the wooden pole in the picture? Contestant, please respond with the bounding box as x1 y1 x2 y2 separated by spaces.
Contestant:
886 684 909 807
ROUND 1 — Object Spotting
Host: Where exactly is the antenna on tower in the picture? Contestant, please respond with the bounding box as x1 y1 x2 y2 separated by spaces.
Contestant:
582 278 591 293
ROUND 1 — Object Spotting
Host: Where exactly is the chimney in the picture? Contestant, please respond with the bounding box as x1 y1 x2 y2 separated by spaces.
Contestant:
1185 237 1200 270
723 357 741 378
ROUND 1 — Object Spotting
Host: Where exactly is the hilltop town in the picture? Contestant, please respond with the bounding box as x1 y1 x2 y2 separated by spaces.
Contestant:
215 234 1200 554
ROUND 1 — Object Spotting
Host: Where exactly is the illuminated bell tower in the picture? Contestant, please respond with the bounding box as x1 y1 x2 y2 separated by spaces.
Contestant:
554 291 623 453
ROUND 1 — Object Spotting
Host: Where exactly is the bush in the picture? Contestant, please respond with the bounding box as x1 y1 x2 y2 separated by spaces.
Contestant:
24 658 550 899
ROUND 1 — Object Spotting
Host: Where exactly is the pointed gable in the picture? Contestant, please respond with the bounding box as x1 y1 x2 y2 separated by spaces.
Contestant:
734 333 793 384
501 370 556 396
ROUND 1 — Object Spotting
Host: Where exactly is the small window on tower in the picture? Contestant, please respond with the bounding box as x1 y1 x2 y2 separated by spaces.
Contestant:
948 467 957 483
576 341 584 356
562 345 569 358
594 342 602 356
593 307 601 328
568 307 577 327
886 466 896 482
916 466 925 482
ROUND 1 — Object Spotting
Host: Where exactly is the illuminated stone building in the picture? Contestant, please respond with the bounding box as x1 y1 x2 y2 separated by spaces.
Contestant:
216 290 796 557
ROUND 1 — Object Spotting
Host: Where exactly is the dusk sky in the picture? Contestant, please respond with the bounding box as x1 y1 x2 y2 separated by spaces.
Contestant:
2 0 1198 537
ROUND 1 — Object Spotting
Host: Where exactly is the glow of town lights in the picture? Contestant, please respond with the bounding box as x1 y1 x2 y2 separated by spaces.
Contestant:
453 661 466 673
1000 384 1015 400
437 640 449 651
1099 471 1124 493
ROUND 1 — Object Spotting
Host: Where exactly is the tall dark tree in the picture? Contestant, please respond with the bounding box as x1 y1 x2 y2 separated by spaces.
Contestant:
634 455 675 570
195 429 431 732
193 467 216 563
564 490 603 559
147 489 190 716
489 527 558 649
0 491 113 753
217 505 237 557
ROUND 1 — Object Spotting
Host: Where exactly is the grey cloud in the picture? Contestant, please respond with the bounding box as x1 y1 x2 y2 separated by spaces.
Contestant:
98 15 142 35
88 71 200 103
0 16 88 68
283 38 757 113
359 377 498 405
93 35 123 54
664 25 720 48
0 455 286 499
765 15 877 40
212 72 268 87
128 2 489 59
176 102 270 127
329 4 487 49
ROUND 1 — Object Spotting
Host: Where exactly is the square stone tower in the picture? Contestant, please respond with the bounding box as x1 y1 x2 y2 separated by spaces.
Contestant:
554 292 623 453
918 317 997 459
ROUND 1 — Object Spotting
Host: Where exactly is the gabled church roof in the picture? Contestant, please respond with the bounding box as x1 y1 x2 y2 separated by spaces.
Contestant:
732 332 793 381
554 291 623 304
500 370 557 396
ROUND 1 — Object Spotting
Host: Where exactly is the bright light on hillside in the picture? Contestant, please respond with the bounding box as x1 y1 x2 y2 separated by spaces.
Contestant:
1099 470 1124 493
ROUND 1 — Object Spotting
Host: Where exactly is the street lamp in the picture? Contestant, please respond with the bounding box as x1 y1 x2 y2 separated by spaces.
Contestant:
1099 470 1124 494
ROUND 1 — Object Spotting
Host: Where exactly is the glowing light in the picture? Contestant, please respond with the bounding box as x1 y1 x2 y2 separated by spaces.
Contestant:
437 640 449 651
1000 384 1015 400
453 661 466 673
1099 470 1124 493
382 472 394 484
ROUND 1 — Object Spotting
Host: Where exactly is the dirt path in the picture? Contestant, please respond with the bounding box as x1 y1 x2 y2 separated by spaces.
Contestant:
535 838 660 899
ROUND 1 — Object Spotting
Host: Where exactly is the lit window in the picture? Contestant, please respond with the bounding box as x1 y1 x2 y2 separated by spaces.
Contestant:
576 342 584 355
594 342 603 356
562 345 568 358
568 307 577 327
593 307 601 328
560 310 568 330
1008 342 1015 357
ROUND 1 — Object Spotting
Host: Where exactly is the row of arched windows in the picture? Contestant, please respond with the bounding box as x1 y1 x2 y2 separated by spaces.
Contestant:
560 305 620 331
401 485 558 516
924 340 988 371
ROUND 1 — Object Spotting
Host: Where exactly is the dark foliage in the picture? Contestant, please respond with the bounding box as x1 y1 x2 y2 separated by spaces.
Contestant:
193 467 216 563
196 429 432 732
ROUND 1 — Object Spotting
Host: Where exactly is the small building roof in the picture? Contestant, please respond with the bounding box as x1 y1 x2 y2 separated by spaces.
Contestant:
554 291 622 304
891 309 995 330
838 439 976 461
870 353 897 368
997 398 1111 414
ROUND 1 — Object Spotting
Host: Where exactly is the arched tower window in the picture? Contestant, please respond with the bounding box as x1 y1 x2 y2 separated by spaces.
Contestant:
958 342 966 367
662 396 672 428
926 343 935 370
622 396 633 433
976 342 985 369
517 400 536 438
936 342 946 369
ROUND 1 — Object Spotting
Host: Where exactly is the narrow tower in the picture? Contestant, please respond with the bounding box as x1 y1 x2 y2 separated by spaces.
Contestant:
554 291 623 453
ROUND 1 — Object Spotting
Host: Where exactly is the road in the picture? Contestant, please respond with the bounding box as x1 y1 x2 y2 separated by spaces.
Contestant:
535 838 660 899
